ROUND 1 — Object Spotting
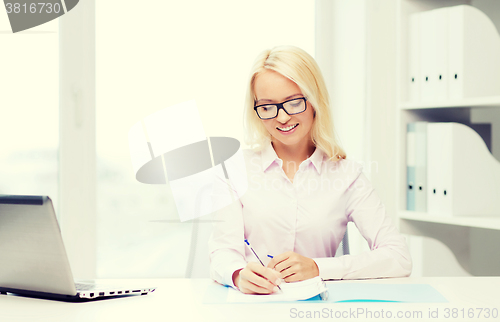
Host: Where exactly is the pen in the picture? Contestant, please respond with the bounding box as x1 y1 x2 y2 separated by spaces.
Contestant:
244 239 282 291
244 239 264 266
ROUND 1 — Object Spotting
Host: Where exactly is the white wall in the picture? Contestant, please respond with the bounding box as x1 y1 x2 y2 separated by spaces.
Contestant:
59 0 96 280
315 0 370 256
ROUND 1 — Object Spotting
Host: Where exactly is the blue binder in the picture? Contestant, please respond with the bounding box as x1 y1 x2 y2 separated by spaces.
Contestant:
406 123 416 211
407 122 428 211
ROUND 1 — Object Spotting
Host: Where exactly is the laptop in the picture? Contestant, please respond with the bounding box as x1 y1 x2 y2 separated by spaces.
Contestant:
0 195 156 301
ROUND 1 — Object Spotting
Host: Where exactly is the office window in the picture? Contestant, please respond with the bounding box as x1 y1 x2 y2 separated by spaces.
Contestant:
96 0 314 277
0 16 59 213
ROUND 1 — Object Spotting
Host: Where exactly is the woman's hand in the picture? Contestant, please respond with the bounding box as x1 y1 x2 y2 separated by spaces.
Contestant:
233 262 282 294
267 251 319 282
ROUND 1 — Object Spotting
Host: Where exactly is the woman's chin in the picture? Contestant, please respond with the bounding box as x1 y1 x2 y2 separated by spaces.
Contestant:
272 136 301 147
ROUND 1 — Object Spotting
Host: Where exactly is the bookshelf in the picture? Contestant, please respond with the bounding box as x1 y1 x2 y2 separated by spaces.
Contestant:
399 211 500 231
401 95 500 109
395 0 500 276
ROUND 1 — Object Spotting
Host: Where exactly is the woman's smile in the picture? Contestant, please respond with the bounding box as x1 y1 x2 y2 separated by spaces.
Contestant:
276 123 299 133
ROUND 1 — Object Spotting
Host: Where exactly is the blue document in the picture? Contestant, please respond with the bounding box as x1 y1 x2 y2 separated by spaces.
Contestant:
324 283 447 303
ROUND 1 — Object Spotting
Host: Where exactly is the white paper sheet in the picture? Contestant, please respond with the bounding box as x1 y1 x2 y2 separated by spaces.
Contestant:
227 276 327 303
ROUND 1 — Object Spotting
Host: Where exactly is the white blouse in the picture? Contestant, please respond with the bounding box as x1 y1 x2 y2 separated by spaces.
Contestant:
208 143 412 287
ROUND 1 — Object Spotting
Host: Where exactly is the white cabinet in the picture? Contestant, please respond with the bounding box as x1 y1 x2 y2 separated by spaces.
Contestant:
393 0 500 276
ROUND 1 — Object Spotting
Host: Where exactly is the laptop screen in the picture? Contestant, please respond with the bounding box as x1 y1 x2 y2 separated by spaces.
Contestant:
0 195 77 295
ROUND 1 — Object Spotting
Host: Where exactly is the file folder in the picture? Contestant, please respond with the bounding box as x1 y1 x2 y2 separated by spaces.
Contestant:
410 5 500 102
434 8 449 101
448 5 500 99
427 123 452 216
448 5 465 100
419 10 436 102
407 122 428 212
414 122 427 212
426 122 500 217
408 13 420 102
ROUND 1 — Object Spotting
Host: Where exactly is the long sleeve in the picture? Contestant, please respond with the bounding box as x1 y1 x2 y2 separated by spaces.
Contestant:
208 166 247 288
313 168 412 280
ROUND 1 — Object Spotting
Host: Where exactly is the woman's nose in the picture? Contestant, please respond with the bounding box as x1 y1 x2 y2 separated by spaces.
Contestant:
276 108 291 123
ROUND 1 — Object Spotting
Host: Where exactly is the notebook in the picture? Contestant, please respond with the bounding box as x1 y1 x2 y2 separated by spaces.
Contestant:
0 195 156 301
227 276 328 303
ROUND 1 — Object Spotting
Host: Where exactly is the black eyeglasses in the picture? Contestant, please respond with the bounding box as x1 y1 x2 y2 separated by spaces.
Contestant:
254 97 307 120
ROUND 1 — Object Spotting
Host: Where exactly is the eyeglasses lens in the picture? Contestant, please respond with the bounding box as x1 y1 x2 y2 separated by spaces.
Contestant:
256 98 306 119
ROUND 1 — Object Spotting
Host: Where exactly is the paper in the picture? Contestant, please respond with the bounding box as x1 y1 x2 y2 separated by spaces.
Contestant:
226 277 327 303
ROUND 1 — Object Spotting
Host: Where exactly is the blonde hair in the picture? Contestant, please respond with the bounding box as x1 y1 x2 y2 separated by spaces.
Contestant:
243 45 346 161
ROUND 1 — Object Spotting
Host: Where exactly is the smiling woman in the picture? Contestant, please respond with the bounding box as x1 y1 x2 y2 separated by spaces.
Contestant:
208 46 412 295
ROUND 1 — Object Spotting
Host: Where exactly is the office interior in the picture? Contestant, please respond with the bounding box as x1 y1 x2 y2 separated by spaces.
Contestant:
1 0 499 281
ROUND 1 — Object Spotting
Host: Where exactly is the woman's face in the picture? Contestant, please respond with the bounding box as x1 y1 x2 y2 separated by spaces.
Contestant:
253 70 315 150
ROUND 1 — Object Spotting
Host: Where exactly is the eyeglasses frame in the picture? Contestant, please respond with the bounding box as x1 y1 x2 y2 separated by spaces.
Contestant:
253 97 308 120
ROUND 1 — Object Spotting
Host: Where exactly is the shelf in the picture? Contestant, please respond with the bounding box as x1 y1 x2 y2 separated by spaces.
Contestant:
400 95 500 109
399 211 500 230
393 0 500 276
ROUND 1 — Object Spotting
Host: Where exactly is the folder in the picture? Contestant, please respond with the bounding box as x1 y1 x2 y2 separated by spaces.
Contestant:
448 5 500 99
407 122 427 212
448 6 465 100
414 122 427 212
426 122 500 217
419 10 436 102
427 123 451 216
408 13 420 102
433 8 449 101
406 123 416 211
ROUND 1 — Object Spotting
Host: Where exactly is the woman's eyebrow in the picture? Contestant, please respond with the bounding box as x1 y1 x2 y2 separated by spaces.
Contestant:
256 93 303 104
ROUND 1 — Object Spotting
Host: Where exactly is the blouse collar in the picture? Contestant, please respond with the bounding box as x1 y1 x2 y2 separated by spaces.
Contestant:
261 142 324 174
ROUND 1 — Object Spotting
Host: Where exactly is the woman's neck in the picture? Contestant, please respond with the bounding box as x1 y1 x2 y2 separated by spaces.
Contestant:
271 139 316 164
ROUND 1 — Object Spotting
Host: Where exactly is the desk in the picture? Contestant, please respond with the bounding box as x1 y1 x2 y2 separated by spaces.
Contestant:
0 277 498 322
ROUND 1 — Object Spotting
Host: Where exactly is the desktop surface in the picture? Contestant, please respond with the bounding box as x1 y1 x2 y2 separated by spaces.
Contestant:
0 277 498 322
